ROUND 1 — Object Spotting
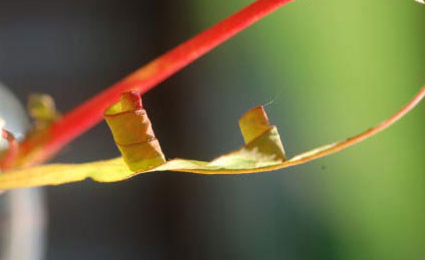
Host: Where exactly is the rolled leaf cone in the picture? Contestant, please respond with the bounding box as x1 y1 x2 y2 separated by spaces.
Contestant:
104 92 165 171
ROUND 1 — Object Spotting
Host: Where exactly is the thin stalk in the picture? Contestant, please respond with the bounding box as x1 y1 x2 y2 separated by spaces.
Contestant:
17 0 296 167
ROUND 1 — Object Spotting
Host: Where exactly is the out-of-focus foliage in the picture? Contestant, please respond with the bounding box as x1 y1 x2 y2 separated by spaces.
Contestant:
188 0 425 259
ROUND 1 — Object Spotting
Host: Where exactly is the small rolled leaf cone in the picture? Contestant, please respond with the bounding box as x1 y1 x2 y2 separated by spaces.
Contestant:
238 106 286 162
105 91 166 171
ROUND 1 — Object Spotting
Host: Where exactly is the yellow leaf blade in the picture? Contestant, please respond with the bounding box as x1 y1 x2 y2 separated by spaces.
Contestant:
0 158 133 189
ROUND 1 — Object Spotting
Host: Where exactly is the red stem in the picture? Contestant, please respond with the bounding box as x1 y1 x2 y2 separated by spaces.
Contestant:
1 129 19 170
17 0 296 166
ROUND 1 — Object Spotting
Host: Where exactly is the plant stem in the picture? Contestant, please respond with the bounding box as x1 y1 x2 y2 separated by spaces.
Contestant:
16 0 296 167
1 129 19 170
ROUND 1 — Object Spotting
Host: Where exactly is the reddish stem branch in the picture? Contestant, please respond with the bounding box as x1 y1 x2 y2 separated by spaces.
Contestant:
17 0 295 166
1 129 19 170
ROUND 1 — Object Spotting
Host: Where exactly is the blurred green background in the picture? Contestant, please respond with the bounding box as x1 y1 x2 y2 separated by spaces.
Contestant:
177 0 425 259
0 0 424 259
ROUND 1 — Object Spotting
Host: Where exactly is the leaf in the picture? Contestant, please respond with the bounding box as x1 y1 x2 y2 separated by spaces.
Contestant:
104 92 166 172
105 91 287 173
1 86 424 190
0 91 289 188
0 158 132 188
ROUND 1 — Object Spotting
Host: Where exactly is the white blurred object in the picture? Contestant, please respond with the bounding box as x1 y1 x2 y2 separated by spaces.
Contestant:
414 0 425 4
0 83 46 260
